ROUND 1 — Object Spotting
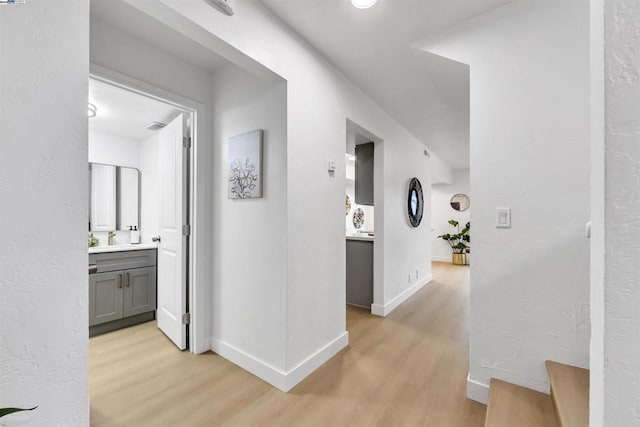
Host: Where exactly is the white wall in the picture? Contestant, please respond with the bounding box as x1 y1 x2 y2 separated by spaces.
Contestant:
431 169 470 262
591 1 640 425
140 133 160 243
88 131 141 169
145 0 438 387
421 0 591 400
0 1 89 425
210 63 288 372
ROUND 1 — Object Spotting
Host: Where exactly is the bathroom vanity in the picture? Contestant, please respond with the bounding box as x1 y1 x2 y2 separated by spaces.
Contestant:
346 234 374 309
88 245 157 336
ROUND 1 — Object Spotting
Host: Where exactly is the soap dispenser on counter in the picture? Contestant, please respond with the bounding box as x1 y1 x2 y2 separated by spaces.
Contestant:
130 226 140 244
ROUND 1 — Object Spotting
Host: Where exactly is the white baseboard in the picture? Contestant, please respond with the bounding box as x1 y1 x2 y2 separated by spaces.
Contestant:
211 338 288 390
431 256 452 263
210 331 349 392
371 274 432 317
467 374 490 405
284 331 348 391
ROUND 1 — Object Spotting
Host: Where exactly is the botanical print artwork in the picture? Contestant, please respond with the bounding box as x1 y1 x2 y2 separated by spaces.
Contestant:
345 195 351 216
228 130 263 199
353 208 365 229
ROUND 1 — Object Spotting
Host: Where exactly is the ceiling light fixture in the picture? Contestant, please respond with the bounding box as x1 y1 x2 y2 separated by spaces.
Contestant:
88 103 97 118
351 0 378 9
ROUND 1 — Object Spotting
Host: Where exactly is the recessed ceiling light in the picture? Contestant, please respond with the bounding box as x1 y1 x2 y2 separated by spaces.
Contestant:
351 0 378 9
88 103 97 118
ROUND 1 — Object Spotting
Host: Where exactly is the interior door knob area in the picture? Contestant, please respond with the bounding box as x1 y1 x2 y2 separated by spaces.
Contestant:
152 236 161 243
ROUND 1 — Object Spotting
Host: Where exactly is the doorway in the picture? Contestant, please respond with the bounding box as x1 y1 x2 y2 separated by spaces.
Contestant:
88 74 197 351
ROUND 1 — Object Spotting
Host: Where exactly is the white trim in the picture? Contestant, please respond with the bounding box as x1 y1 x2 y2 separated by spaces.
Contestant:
371 274 432 317
211 332 349 392
193 336 212 355
467 374 490 405
284 331 349 391
89 63 207 354
211 338 288 391
431 256 452 263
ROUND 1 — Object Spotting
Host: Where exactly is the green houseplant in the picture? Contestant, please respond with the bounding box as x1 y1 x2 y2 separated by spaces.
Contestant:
437 220 470 265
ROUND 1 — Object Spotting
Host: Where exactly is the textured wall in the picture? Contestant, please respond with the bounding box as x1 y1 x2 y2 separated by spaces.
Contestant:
602 0 640 425
420 0 591 400
0 1 89 425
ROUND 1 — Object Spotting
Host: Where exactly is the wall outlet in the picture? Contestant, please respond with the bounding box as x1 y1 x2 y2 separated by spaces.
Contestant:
415 270 419 279
408 273 411 283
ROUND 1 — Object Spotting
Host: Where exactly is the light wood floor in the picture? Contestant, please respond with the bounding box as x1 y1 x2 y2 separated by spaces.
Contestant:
90 262 485 426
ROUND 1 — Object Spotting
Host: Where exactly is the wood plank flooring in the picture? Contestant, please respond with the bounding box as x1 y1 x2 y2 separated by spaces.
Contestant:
546 361 589 427
485 379 559 427
90 262 485 426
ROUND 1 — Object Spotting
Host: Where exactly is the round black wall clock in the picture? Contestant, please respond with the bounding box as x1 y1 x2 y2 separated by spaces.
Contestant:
407 177 424 228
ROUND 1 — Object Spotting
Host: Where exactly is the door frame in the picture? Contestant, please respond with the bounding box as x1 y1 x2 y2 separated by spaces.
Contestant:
90 63 206 353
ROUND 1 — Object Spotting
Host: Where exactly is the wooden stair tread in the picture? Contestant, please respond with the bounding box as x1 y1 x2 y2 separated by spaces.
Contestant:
485 379 560 427
546 361 589 427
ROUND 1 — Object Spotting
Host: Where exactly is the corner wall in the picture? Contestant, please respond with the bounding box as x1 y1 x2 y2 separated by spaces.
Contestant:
210 63 289 377
421 0 591 401
0 1 89 424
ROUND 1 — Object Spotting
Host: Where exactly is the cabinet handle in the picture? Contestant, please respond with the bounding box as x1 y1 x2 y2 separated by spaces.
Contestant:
126 272 131 287
118 274 122 288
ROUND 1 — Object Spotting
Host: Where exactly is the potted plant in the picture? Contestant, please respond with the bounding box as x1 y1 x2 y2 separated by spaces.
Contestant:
437 220 470 265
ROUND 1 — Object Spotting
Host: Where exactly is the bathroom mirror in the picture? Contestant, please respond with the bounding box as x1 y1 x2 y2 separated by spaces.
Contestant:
450 193 470 212
89 163 140 232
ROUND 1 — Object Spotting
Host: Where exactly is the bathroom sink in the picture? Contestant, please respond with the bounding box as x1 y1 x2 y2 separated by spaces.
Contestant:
88 242 157 254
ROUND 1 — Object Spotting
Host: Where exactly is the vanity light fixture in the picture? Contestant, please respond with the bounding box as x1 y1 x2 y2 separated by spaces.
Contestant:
351 0 378 9
88 103 97 118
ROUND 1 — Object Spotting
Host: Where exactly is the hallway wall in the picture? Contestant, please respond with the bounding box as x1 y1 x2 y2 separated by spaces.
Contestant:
591 0 640 425
421 0 591 401
0 1 90 424
137 0 444 388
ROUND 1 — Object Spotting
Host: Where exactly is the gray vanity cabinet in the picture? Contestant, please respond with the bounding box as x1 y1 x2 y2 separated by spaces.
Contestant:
123 266 157 317
89 249 157 335
89 271 124 326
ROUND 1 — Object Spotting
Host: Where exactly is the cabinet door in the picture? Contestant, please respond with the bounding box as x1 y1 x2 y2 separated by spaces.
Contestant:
355 142 374 206
123 267 157 317
89 271 124 326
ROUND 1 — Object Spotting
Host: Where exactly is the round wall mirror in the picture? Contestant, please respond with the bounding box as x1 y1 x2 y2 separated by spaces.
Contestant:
450 193 470 211
407 178 424 227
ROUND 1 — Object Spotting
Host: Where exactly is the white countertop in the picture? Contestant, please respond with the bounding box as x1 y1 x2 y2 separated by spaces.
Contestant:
346 234 374 242
89 242 157 254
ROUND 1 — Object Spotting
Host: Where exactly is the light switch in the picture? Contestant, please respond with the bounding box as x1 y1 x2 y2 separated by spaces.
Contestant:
328 160 336 174
496 208 511 228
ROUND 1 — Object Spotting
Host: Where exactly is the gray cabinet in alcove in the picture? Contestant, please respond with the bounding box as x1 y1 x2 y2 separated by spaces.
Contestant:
355 142 374 206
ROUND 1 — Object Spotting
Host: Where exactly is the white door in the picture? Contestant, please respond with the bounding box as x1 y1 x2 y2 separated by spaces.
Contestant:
156 113 188 350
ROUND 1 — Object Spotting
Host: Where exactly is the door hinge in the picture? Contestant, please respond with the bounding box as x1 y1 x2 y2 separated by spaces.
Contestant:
182 224 191 236
183 136 192 149
182 313 191 325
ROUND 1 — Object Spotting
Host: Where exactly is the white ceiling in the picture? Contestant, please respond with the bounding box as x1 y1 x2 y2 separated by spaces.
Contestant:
89 79 182 141
260 0 514 169
90 0 229 73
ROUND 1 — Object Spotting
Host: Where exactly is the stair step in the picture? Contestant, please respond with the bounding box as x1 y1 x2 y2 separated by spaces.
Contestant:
485 378 559 427
546 361 589 427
